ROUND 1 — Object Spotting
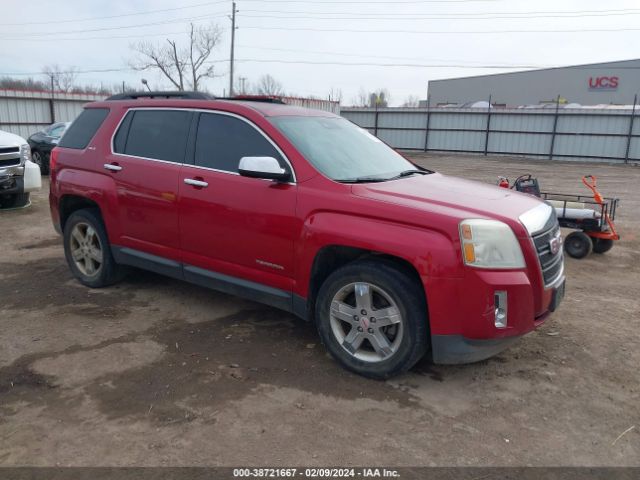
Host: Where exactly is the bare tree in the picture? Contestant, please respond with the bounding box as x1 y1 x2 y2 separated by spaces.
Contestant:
42 64 77 92
130 23 222 91
370 88 391 107
351 87 369 107
327 87 343 104
256 74 284 96
401 95 420 107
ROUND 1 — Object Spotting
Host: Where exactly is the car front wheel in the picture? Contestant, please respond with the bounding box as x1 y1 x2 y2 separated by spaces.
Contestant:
315 259 428 379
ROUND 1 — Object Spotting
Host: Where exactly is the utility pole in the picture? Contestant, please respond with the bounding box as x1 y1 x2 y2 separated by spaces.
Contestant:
229 1 237 96
239 76 247 94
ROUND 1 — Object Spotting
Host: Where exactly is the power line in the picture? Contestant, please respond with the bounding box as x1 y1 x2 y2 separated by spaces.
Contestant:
235 59 547 68
240 25 640 34
241 0 504 3
238 10 640 21
236 44 536 66
0 13 227 38
0 0 230 27
238 7 640 17
6 57 640 77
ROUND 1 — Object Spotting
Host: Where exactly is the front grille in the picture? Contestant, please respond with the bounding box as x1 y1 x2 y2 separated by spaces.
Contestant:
0 158 21 168
532 224 564 287
0 147 19 154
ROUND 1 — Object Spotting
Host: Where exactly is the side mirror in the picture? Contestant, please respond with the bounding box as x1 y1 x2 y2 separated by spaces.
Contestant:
238 156 290 182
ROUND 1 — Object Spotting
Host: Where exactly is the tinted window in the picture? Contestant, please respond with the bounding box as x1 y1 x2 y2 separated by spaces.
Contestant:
195 113 283 173
120 110 191 163
58 108 109 149
113 112 133 153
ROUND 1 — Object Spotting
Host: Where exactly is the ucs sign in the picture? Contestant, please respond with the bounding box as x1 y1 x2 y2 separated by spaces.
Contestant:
589 76 619 90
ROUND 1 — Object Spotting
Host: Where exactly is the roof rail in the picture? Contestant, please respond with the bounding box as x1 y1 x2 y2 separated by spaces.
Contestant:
220 95 286 104
106 91 214 101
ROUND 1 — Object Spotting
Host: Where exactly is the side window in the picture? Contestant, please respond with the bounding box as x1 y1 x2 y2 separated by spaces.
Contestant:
113 112 133 153
194 113 284 173
118 110 191 163
58 108 109 149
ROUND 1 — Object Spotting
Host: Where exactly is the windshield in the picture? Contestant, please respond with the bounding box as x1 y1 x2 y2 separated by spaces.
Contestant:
270 116 418 182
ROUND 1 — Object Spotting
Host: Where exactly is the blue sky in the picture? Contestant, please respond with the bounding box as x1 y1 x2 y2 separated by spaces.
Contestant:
2 0 640 104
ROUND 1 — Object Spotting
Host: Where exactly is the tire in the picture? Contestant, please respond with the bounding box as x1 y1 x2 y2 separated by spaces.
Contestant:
32 150 49 175
564 231 593 259
63 208 125 288
591 237 614 254
315 259 429 379
0 193 29 209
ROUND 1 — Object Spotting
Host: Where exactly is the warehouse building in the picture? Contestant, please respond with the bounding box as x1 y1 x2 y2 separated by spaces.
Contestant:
427 58 640 107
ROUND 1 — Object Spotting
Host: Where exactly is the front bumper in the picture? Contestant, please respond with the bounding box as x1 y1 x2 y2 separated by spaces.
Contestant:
425 267 565 364
0 169 25 196
432 334 521 364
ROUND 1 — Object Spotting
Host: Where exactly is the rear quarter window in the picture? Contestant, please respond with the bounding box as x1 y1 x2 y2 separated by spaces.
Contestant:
58 108 109 149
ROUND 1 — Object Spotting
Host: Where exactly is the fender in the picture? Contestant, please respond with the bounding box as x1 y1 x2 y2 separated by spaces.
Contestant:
295 211 463 299
55 168 120 242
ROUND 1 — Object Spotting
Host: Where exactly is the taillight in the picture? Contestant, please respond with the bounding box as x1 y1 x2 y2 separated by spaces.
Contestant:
49 147 59 172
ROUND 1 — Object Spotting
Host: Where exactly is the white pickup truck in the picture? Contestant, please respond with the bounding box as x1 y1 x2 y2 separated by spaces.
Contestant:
0 130 41 208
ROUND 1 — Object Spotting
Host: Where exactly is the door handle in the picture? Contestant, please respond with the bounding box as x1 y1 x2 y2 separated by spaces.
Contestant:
104 163 123 172
184 178 208 188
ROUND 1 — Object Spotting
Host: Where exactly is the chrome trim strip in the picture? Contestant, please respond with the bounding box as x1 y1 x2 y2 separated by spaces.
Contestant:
108 107 297 183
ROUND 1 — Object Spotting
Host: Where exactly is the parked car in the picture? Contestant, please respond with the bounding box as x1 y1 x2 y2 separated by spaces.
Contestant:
49 92 565 379
0 130 41 208
28 122 70 174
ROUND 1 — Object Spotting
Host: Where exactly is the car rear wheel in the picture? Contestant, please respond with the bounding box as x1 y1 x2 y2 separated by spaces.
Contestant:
63 208 125 287
315 259 428 379
32 150 48 175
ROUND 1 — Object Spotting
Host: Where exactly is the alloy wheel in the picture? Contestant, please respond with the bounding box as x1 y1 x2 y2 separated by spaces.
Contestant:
69 222 103 277
329 282 404 363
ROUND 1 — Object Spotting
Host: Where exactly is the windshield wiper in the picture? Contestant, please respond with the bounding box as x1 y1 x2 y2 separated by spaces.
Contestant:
385 169 430 181
337 169 431 184
338 176 389 184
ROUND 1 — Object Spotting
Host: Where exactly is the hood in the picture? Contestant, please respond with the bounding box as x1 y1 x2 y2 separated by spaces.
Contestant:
0 130 27 147
352 173 546 234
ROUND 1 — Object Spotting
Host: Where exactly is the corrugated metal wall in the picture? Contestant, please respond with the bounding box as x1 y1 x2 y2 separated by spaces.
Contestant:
342 107 640 163
0 89 106 139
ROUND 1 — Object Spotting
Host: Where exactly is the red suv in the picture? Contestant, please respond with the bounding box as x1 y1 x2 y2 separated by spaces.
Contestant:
49 92 565 379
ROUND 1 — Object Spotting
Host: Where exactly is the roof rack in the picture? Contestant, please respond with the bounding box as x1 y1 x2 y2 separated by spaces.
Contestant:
220 95 286 104
106 91 214 101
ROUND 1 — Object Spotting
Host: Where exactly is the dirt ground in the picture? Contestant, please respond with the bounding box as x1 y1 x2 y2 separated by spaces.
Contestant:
0 153 638 467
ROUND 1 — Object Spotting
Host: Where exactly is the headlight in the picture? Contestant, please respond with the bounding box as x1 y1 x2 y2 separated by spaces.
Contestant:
459 219 525 269
20 144 31 164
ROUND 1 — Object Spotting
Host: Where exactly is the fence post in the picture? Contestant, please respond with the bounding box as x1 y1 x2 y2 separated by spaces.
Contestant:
374 104 379 137
49 75 56 124
549 94 561 160
424 94 431 152
483 94 492 155
624 94 637 164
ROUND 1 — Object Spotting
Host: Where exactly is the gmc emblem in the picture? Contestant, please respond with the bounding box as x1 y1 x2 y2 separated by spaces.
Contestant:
549 234 563 255
589 76 619 90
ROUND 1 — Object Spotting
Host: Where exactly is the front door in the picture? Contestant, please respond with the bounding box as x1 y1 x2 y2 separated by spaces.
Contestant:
178 111 298 294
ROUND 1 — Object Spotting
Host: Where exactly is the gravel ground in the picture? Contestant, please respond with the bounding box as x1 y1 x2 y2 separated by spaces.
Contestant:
0 153 638 467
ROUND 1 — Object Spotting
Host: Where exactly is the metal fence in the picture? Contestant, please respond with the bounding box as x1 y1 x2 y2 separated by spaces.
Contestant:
0 90 340 140
0 89 107 139
342 102 640 163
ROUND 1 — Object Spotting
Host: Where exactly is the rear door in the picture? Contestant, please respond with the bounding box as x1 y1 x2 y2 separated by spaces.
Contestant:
178 111 298 293
106 108 193 263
